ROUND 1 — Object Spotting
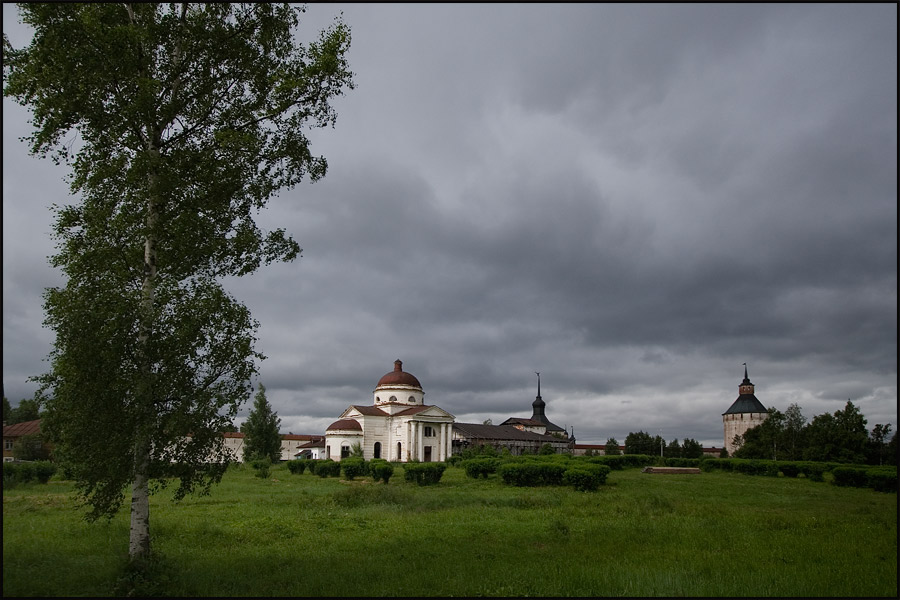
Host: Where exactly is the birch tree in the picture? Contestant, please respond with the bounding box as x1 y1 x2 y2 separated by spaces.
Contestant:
3 3 353 567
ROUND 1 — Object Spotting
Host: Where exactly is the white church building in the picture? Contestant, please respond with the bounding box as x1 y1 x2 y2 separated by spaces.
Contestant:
325 360 455 462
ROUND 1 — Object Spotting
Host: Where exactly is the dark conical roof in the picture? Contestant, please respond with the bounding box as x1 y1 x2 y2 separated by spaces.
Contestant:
722 364 766 415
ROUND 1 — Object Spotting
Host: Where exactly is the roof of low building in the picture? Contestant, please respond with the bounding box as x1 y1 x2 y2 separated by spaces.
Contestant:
3 419 41 437
453 422 568 443
326 418 363 432
351 405 390 417
500 417 545 428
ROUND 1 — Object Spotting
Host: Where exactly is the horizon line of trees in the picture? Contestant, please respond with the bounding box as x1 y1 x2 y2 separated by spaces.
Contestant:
732 400 896 466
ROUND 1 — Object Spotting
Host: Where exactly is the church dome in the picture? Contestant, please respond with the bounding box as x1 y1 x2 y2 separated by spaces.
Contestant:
375 359 422 390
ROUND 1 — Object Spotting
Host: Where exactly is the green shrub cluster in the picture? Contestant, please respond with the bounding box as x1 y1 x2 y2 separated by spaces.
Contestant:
562 464 611 492
2 461 57 488
498 462 567 487
461 458 501 479
368 459 394 484
341 457 368 480
587 454 654 470
315 459 342 478
249 457 271 479
403 462 447 485
832 466 897 492
286 459 312 475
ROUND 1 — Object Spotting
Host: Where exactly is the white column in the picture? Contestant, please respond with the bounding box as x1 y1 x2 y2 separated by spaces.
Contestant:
417 422 424 461
406 421 412 461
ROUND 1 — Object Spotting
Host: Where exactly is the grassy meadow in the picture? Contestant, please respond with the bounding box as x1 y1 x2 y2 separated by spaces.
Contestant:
3 461 897 597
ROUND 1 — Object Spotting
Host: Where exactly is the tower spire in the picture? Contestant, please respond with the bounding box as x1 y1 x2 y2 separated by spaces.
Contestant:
535 371 541 398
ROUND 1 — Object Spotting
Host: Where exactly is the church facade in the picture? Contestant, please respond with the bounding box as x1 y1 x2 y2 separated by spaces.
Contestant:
722 364 768 455
325 360 455 462
324 360 572 462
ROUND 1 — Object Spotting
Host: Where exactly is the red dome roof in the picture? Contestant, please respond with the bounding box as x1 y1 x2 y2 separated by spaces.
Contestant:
375 359 422 390
326 419 362 432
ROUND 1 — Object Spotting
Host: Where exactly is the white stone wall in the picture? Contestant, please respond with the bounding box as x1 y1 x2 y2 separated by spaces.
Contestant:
723 412 768 455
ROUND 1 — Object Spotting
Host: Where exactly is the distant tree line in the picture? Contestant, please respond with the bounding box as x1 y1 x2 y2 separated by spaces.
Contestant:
623 431 705 459
3 396 42 425
732 400 897 466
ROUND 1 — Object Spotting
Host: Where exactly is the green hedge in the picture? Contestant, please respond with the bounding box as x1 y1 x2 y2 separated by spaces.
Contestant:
461 458 501 479
341 457 368 480
498 462 567 487
865 468 897 493
562 464 611 492
403 462 447 486
369 459 394 484
315 459 341 478
3 461 57 487
286 459 311 475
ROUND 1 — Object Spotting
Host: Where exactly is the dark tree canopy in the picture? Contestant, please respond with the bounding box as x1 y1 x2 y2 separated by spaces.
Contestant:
3 2 353 566
242 384 282 463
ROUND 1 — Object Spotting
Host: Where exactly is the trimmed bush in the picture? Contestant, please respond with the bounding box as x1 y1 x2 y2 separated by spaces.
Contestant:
779 463 801 478
866 468 897 493
34 461 58 484
497 462 567 487
286 459 308 475
563 464 611 492
798 462 825 482
403 462 447 486
831 467 869 488
369 460 394 484
341 457 368 481
461 458 500 479
316 459 341 478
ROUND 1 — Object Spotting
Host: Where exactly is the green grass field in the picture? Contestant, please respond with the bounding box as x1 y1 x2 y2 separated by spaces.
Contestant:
3 462 897 597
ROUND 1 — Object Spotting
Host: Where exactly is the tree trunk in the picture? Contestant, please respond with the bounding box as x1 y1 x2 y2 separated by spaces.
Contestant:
129 434 152 565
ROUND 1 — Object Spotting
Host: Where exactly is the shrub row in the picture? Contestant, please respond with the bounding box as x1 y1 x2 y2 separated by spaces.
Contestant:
699 459 829 481
2 461 57 488
585 454 655 470
403 462 447 486
286 459 312 475
460 458 501 479
497 461 611 491
368 459 395 484
832 466 897 493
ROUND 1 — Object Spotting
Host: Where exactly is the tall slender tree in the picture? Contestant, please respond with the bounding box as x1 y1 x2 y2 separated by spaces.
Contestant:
242 384 282 463
4 3 353 567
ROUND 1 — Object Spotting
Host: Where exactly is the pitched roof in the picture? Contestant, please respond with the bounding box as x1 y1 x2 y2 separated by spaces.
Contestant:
500 417 545 428
3 419 42 437
350 405 390 417
392 405 435 416
722 394 767 415
453 422 567 443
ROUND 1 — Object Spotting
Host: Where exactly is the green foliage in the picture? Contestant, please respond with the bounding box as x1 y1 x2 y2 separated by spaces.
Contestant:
315 459 341 478
498 461 567 487
369 459 394 484
865 467 897 493
340 457 368 481
4 3 354 567
242 384 282 463
831 467 868 488
34 461 59 484
624 431 655 456
539 443 555 455
603 438 621 455
286 459 309 475
403 462 447 485
562 464 611 491
249 457 271 479
779 463 801 478
461 458 501 479
12 433 52 462
349 442 364 458
681 438 703 459
6 398 41 425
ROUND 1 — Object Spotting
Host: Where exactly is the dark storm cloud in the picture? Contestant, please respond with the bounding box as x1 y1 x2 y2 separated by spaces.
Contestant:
3 4 896 445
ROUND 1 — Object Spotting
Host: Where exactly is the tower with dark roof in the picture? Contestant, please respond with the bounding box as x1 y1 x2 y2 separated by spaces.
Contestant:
722 364 768 455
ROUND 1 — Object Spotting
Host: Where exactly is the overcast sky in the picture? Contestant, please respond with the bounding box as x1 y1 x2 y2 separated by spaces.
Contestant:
3 4 897 446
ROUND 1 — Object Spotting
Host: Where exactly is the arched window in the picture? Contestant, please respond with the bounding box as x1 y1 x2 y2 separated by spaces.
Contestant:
397 442 402 461
389 396 398 402
408 396 416 403
374 442 381 459
375 396 381 403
